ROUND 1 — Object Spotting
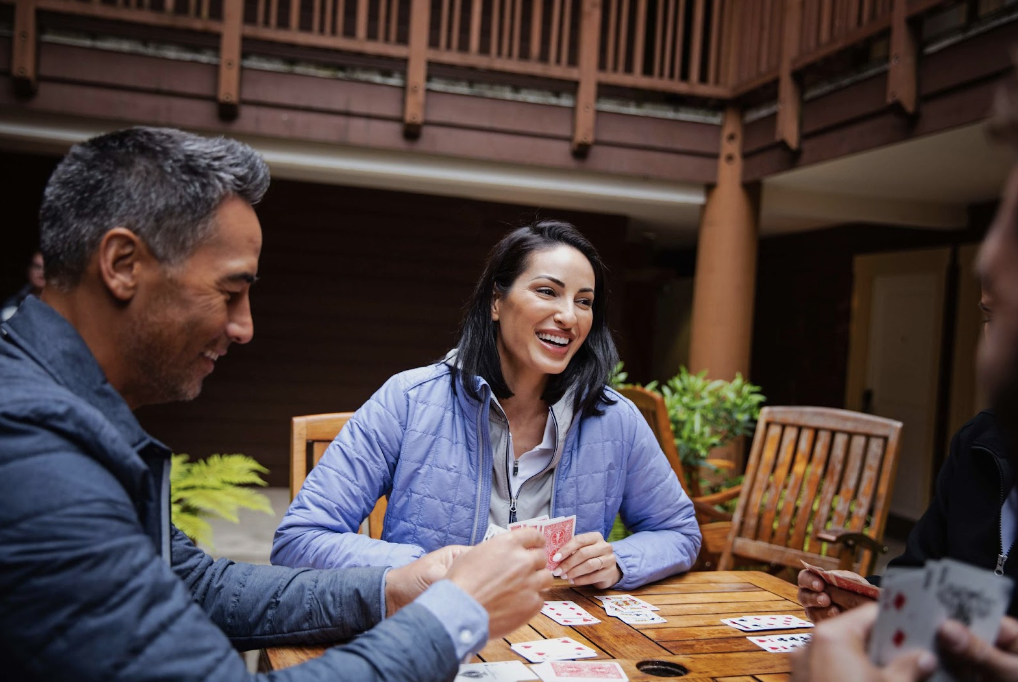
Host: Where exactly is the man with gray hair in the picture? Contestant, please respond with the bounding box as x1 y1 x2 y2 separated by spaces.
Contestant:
0 127 551 681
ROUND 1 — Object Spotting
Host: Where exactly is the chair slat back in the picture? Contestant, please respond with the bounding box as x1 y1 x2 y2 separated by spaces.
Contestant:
617 386 691 494
719 406 903 575
290 412 387 539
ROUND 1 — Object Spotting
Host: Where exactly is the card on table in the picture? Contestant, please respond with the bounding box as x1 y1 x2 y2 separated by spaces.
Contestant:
800 560 881 600
721 615 814 632
748 633 812 653
530 660 628 682
594 595 659 612
542 601 601 625
455 660 539 682
615 610 667 625
510 637 599 663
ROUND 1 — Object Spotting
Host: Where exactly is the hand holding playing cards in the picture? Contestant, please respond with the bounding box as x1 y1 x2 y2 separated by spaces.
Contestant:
385 544 469 616
551 532 621 589
446 528 553 638
936 615 1018 682
791 603 936 682
798 568 877 623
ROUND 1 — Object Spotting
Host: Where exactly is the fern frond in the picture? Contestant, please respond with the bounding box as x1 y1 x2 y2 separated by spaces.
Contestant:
174 512 214 548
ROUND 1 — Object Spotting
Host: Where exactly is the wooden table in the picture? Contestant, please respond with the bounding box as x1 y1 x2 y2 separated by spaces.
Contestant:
263 571 808 681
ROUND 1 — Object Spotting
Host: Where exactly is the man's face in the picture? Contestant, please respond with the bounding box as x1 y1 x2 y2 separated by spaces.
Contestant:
977 167 1018 405
28 252 44 291
126 196 262 406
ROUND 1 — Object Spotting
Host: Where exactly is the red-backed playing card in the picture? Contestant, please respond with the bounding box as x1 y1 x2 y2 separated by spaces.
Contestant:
801 560 880 600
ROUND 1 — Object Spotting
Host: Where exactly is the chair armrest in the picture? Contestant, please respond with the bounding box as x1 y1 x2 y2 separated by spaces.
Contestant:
693 500 733 523
816 528 888 555
694 484 742 507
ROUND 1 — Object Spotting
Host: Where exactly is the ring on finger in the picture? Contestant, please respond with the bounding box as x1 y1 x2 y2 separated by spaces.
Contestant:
594 557 603 570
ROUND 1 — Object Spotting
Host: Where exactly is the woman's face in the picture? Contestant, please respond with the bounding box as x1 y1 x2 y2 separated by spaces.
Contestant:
492 244 596 389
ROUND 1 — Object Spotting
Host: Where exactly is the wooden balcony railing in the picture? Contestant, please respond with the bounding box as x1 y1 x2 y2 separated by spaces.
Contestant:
5 0 981 153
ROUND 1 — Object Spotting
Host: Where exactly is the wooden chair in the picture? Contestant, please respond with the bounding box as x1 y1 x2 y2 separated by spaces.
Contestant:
290 412 387 540
716 406 903 576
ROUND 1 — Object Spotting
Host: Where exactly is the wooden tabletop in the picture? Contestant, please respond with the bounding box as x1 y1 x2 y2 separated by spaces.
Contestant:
263 570 808 681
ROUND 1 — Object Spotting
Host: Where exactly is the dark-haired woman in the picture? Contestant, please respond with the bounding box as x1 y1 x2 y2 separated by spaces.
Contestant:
272 220 701 589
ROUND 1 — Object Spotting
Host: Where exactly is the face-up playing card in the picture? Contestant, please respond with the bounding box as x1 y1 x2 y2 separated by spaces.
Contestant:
721 615 814 632
542 601 601 625
748 633 812 653
868 568 945 666
615 610 667 625
510 637 599 663
530 660 628 682
483 523 509 542
455 660 539 681
594 595 659 611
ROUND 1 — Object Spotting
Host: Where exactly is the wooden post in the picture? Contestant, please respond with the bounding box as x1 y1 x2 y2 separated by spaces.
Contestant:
688 106 761 463
13 0 37 96
404 0 431 139
571 0 602 157
776 0 802 150
217 0 243 119
887 0 917 114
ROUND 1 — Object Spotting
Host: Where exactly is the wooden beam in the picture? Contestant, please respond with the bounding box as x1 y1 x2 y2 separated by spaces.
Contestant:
13 0 38 96
571 0 602 156
403 0 430 138
217 0 243 118
887 0 917 114
776 0 802 150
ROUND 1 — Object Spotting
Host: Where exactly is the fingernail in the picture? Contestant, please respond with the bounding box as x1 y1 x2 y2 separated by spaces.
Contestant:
552 553 562 562
917 651 937 673
552 569 561 577
568 578 575 584
940 620 967 651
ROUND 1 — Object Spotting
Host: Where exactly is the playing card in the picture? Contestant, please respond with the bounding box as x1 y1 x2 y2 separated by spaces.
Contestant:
800 560 881 600
509 515 549 531
531 660 628 682
542 601 601 625
615 610 667 625
483 523 509 542
868 567 945 666
748 633 812 653
542 516 577 571
455 660 539 681
511 637 598 663
721 615 814 632
594 595 659 611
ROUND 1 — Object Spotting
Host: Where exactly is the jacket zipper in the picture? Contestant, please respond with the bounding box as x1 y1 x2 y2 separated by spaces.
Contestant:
976 445 1015 576
505 408 562 526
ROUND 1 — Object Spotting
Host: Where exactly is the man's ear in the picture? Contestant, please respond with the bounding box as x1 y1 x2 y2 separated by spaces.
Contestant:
97 228 147 302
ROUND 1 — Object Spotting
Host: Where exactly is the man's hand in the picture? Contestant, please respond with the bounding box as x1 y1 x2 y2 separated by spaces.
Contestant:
384 544 468 616
551 532 621 589
798 569 878 623
936 615 1018 681
446 529 552 639
791 603 936 682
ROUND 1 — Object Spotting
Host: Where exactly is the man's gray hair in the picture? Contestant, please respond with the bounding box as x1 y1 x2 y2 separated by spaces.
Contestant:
40 126 270 289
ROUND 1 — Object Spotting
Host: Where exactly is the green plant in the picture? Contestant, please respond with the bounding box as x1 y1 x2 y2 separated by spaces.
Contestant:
608 360 629 389
655 367 765 471
170 453 273 548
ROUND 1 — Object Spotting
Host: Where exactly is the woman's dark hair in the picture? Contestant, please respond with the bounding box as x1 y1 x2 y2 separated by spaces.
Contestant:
453 219 619 417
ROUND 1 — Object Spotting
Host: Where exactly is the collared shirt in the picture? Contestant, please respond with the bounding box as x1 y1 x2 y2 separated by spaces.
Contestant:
508 409 556 498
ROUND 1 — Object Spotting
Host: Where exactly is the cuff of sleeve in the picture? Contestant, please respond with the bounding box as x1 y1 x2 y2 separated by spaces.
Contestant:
416 580 489 661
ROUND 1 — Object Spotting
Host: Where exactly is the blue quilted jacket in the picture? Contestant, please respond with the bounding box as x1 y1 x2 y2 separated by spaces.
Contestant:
272 363 702 588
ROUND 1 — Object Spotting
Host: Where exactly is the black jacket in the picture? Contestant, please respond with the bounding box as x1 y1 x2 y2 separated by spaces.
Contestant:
881 410 1018 617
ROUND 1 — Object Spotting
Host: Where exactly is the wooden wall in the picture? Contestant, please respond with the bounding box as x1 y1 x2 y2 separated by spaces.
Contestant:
0 149 634 486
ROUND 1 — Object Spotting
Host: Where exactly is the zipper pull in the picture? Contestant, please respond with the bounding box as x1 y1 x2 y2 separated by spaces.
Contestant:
513 459 519 477
509 497 518 525
997 554 1008 576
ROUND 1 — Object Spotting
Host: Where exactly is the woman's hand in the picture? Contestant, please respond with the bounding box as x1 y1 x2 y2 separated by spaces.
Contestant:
551 532 621 589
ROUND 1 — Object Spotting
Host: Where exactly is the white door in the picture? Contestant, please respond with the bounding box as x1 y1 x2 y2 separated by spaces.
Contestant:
845 249 950 521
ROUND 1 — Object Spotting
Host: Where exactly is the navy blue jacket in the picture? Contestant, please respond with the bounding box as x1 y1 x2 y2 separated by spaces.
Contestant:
0 297 459 681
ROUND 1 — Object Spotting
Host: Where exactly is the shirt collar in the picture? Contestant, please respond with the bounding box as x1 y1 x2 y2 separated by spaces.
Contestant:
1 296 170 456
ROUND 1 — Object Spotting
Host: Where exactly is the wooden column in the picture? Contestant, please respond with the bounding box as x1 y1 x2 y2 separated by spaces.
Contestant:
887 0 917 114
13 0 37 96
404 0 431 139
776 0 803 150
572 0 602 156
218 0 244 119
689 107 761 387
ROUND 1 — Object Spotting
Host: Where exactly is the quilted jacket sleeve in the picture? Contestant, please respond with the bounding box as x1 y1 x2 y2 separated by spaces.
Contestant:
272 373 426 569
610 404 702 589
0 417 458 682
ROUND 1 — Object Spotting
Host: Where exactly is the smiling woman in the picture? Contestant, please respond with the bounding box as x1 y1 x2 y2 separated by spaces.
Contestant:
271 220 702 590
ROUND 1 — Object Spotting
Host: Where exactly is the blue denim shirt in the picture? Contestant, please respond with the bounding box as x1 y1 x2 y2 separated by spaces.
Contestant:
0 297 485 680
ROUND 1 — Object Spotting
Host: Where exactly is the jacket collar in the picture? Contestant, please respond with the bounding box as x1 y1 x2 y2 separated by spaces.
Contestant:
1 296 169 457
